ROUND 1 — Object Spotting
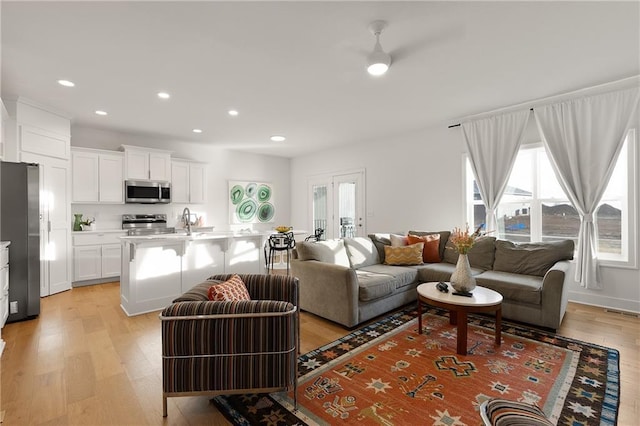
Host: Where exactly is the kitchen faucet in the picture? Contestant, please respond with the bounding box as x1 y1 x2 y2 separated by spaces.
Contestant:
182 207 192 235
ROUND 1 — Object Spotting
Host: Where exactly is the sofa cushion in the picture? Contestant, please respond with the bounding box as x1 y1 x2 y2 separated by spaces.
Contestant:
493 240 574 277
369 233 391 263
475 270 543 305
344 237 380 268
359 264 418 289
408 230 451 261
173 280 221 302
356 270 396 301
415 263 484 283
208 274 251 301
295 239 351 267
407 234 441 263
384 243 424 266
443 236 496 271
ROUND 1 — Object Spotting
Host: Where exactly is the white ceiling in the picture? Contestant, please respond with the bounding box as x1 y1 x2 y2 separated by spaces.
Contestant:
2 1 639 158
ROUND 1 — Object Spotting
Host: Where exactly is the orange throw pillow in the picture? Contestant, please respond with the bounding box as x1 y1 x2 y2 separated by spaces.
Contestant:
407 234 441 263
207 274 251 301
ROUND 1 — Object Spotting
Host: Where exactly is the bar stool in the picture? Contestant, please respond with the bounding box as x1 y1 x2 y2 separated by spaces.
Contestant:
267 232 296 275
304 228 324 242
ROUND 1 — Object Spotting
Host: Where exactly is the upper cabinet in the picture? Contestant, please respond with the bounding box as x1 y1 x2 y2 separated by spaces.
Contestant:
121 145 171 181
71 147 124 203
171 160 207 204
3 98 71 162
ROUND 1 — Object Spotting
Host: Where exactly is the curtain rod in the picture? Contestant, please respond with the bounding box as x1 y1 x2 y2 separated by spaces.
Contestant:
448 108 533 128
447 75 640 129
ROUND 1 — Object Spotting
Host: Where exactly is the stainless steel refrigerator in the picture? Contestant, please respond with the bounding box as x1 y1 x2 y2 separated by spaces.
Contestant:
0 161 41 322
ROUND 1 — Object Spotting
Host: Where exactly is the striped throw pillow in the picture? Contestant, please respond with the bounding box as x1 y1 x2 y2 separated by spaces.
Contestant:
207 274 251 301
383 242 424 266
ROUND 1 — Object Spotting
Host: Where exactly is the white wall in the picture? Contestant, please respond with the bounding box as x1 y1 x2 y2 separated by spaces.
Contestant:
71 126 291 233
290 121 640 313
291 123 466 234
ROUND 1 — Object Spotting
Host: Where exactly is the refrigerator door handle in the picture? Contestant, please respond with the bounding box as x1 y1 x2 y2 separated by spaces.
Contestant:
48 221 52 233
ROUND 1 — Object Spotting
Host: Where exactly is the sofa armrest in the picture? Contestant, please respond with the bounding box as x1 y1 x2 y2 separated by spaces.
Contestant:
291 258 359 327
540 260 572 329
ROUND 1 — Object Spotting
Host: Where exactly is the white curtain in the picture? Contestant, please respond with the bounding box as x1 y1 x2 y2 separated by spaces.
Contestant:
461 110 531 234
534 88 640 289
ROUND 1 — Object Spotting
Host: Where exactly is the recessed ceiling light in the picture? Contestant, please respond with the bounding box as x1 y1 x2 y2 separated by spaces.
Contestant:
157 92 170 99
192 129 203 133
270 135 286 142
58 79 75 87
95 110 108 116
228 110 239 116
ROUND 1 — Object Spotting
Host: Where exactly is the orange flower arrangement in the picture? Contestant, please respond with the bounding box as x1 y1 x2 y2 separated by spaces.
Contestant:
450 224 484 254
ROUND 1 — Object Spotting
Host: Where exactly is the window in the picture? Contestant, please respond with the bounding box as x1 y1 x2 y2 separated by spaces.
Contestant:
466 129 635 263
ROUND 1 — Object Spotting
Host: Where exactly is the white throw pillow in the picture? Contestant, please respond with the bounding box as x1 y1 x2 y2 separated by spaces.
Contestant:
390 234 408 247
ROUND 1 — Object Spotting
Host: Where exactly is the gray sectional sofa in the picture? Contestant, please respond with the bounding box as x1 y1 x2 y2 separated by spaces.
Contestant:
290 231 574 330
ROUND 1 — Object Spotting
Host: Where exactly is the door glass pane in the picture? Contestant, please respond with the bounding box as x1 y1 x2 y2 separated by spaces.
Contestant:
497 203 531 242
338 182 356 238
312 184 328 235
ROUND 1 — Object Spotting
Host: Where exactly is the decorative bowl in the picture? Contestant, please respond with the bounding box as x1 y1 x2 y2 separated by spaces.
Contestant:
274 226 292 233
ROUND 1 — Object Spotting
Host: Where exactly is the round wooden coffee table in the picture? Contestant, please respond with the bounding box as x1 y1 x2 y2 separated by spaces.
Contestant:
417 282 503 355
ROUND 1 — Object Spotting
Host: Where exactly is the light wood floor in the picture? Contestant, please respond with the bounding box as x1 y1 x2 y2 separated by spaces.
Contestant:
1 281 638 425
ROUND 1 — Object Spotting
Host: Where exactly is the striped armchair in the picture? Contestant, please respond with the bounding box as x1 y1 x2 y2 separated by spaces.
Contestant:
160 273 299 417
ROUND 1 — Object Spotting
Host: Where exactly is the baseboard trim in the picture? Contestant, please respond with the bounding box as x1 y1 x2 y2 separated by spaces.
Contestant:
568 291 640 314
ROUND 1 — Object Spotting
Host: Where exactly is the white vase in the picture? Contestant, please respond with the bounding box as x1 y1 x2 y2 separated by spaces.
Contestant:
450 253 476 294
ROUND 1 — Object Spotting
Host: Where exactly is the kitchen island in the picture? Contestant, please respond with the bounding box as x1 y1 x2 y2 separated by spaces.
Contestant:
119 230 306 316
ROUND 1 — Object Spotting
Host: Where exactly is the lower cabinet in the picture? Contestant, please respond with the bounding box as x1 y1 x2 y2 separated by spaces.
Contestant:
102 244 122 277
74 245 102 281
73 231 127 284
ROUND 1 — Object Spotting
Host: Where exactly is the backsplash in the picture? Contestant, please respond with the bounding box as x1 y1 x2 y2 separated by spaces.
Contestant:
71 204 210 231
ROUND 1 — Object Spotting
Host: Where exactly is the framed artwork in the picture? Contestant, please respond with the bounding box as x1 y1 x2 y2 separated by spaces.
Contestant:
229 180 275 224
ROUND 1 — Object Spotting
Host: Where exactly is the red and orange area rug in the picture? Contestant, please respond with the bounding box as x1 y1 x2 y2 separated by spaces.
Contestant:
214 306 619 425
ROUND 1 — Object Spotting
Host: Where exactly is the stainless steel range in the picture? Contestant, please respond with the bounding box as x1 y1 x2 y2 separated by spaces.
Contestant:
122 214 175 236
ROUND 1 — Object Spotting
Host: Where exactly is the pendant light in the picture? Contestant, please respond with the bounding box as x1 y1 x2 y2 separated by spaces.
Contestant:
367 20 391 76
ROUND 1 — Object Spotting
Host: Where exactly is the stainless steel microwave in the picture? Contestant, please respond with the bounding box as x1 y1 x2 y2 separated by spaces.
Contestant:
125 180 171 204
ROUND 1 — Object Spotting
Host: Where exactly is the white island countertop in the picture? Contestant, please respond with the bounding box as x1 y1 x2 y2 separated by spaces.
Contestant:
119 229 308 243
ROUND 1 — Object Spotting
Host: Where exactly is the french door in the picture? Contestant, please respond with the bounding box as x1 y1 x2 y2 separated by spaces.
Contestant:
308 170 365 240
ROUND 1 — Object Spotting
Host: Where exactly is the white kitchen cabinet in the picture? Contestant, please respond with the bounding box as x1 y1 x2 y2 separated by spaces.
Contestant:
1 243 9 327
99 153 124 202
121 145 171 181
0 242 8 354
73 245 102 281
5 99 72 297
21 152 72 297
72 147 127 203
101 244 122 277
171 160 207 204
71 149 99 202
72 231 126 283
